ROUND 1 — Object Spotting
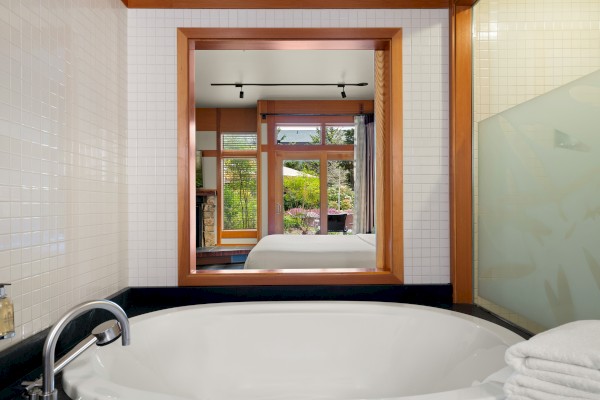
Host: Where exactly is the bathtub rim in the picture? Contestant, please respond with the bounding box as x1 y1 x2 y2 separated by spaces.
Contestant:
122 300 525 345
62 301 524 400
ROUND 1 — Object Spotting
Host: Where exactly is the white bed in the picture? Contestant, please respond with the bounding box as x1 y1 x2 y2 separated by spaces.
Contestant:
244 234 376 270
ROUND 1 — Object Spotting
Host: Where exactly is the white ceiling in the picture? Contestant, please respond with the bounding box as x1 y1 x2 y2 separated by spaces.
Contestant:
195 50 375 108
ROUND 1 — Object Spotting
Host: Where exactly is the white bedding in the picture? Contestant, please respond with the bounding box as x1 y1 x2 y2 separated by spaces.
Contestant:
244 234 376 269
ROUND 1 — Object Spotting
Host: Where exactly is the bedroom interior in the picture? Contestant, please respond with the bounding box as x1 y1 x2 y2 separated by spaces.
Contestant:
193 48 378 272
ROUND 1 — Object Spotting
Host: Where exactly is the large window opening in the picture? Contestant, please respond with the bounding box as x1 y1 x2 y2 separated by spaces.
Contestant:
178 28 404 285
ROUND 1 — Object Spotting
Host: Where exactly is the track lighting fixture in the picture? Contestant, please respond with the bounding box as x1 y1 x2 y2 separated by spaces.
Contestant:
339 84 347 99
212 82 367 99
236 84 244 99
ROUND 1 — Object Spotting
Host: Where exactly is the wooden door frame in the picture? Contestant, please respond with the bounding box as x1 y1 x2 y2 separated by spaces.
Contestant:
178 28 403 286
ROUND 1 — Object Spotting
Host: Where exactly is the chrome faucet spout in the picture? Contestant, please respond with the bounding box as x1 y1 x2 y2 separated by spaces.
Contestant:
38 300 131 400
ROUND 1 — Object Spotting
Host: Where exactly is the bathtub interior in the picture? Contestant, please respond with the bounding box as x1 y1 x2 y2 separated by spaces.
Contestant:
63 302 524 400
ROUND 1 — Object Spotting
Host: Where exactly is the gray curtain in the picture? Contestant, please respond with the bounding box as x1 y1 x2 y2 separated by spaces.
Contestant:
353 114 375 234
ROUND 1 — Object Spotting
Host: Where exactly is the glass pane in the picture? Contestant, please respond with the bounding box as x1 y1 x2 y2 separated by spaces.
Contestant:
327 160 355 235
325 126 356 145
282 160 320 235
222 132 257 151
477 69 600 331
277 125 320 145
222 158 257 230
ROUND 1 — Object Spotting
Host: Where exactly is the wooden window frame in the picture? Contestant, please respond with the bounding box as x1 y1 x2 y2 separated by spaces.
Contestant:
219 153 259 240
178 28 403 286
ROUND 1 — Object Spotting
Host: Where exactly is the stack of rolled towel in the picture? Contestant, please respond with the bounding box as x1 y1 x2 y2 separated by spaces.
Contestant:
504 320 600 400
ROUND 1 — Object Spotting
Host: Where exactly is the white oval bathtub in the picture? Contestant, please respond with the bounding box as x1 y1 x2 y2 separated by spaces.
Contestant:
62 302 523 400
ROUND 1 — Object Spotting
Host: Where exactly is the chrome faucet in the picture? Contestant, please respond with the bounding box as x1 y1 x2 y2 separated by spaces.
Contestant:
23 300 131 400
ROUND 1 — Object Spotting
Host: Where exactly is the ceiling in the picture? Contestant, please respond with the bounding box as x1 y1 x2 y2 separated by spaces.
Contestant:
194 50 375 108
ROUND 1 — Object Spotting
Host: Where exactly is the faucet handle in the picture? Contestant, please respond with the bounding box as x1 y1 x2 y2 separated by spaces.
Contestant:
22 376 42 390
21 377 43 399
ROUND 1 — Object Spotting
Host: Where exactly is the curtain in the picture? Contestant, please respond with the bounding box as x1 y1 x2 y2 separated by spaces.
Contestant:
353 114 375 234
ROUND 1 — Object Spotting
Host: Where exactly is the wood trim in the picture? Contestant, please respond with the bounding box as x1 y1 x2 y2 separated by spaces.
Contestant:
259 100 374 116
177 29 193 285
274 144 354 152
199 150 217 157
216 109 222 245
265 116 276 235
185 28 399 49
125 0 448 9
449 6 474 303
195 108 217 131
256 110 264 239
197 188 217 196
221 230 258 239
195 40 391 51
268 149 282 234
221 150 257 158
273 115 356 124
318 153 328 234
324 151 354 161
178 28 403 286
390 31 404 279
220 108 257 132
196 108 257 132
374 51 388 271
454 0 477 6
189 271 401 286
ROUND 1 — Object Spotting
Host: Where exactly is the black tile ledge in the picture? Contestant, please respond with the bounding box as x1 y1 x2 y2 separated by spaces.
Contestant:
123 284 454 317
0 284 531 400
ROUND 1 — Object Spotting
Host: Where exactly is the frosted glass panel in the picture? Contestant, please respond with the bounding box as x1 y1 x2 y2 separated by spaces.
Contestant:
478 70 600 330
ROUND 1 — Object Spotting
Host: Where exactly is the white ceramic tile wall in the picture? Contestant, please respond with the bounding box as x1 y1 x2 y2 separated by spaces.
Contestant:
0 0 128 350
473 0 600 332
127 9 450 285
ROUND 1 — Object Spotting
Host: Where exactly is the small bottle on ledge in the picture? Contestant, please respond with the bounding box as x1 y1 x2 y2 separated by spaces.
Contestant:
0 283 15 339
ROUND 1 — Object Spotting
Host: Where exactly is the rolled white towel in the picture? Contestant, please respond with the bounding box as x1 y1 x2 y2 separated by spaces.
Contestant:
505 320 600 397
505 373 600 400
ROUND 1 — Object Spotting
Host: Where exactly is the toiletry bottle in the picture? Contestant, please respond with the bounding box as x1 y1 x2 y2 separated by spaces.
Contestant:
0 283 15 339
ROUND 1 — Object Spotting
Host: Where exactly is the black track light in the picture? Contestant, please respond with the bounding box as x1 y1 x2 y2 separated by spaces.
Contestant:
213 82 367 100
